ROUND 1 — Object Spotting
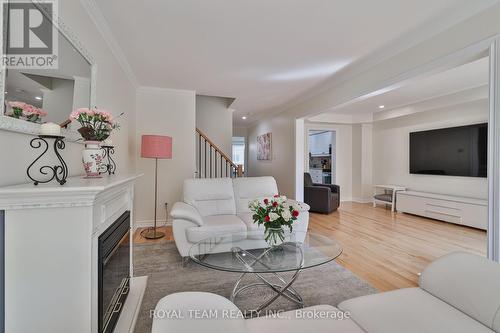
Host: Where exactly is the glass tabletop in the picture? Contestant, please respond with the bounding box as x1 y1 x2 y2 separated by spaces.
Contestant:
189 230 343 273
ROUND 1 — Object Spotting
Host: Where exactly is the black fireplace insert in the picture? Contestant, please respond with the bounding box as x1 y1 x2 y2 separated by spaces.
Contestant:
98 211 131 333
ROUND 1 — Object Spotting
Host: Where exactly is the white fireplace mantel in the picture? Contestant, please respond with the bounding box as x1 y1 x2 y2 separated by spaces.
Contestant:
0 174 145 333
0 173 143 209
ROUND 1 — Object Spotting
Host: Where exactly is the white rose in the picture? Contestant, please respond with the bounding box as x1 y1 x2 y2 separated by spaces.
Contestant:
282 209 292 222
292 202 301 212
269 212 280 221
248 199 260 210
275 195 286 204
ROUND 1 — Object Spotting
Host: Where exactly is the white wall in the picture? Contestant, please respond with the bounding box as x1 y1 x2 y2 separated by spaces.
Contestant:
351 123 373 202
196 95 233 156
247 113 296 198
360 124 373 200
295 119 305 201
135 87 196 226
305 122 353 201
373 99 488 199
233 125 248 172
0 0 136 187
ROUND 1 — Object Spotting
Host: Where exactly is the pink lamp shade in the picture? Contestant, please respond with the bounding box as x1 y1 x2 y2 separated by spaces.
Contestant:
141 135 172 159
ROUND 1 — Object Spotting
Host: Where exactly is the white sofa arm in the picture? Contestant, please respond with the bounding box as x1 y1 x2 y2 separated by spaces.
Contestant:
152 292 246 333
171 202 204 226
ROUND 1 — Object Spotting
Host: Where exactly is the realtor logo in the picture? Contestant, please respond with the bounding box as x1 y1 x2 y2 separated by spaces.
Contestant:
2 0 58 69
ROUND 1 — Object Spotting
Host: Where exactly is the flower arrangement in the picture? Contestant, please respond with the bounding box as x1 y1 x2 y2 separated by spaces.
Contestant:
69 107 119 141
249 195 300 246
8 101 47 123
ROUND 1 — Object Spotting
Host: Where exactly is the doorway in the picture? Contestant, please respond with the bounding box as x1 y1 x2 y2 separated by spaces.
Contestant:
307 130 336 185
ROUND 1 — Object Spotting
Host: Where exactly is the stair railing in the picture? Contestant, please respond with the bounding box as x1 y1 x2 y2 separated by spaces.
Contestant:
196 128 243 178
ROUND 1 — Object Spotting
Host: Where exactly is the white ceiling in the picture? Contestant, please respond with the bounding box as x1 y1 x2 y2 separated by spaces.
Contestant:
94 0 497 125
318 56 489 116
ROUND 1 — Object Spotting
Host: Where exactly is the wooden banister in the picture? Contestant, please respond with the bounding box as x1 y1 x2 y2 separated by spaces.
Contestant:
196 128 237 168
196 128 243 178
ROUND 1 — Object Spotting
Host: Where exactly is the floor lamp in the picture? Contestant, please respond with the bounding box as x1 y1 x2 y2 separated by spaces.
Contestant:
140 135 172 239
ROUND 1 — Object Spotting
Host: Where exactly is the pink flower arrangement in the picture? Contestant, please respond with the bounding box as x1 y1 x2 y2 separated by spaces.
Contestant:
7 101 47 123
23 105 48 117
9 101 27 109
70 107 121 141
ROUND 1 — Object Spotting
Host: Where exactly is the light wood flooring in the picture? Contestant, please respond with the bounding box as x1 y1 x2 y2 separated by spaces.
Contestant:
134 202 486 292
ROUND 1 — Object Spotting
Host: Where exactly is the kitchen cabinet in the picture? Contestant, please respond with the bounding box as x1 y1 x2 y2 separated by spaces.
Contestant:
310 131 331 155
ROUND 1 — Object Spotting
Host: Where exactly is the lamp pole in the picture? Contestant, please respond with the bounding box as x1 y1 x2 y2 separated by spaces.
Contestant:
144 157 165 239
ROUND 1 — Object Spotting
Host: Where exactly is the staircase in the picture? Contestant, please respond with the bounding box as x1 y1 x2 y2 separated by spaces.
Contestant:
196 128 243 178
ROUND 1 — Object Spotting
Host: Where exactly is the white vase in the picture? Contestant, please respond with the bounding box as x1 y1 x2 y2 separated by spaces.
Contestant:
82 141 105 178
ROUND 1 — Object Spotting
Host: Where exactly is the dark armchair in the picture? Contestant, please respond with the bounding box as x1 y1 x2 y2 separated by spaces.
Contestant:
304 173 340 214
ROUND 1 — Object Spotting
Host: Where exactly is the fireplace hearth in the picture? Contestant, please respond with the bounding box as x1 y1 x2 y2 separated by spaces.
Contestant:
98 211 131 333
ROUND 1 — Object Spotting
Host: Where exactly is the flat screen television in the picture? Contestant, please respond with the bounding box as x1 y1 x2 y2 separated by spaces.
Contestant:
409 123 487 178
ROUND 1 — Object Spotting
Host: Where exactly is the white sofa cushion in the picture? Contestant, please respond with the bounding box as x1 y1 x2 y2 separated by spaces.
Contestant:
338 287 494 333
247 305 364 333
186 215 247 243
233 177 278 214
183 178 236 216
419 252 500 332
152 292 246 333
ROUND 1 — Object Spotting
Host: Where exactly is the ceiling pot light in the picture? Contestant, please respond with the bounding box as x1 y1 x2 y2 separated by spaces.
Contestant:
35 96 42 100
379 105 385 109
241 116 247 120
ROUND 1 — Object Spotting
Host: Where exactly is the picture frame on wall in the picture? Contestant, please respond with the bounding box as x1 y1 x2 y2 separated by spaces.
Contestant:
257 132 272 160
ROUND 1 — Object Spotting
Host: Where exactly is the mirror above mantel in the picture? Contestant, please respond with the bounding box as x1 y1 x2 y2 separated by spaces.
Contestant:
0 1 96 140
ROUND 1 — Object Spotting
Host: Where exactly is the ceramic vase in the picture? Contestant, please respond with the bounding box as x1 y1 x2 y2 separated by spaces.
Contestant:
82 141 105 178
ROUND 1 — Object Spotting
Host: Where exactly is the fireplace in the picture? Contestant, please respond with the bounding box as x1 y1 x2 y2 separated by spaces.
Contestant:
98 211 131 333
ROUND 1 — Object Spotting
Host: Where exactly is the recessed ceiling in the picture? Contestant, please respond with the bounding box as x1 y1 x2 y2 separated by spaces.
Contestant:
94 0 497 125
318 56 489 116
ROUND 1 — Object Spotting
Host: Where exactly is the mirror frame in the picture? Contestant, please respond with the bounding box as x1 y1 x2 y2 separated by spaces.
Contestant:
0 0 97 141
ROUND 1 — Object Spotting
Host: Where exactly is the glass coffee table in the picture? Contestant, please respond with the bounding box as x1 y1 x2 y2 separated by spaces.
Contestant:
189 230 343 315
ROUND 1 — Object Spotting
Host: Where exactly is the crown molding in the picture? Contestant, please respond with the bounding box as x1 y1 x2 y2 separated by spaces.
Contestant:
79 0 139 89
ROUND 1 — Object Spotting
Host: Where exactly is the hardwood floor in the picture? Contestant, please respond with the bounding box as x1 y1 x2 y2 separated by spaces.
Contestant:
134 202 486 292
133 226 174 244
309 202 486 291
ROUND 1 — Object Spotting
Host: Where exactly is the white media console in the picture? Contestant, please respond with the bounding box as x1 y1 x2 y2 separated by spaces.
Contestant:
396 191 487 230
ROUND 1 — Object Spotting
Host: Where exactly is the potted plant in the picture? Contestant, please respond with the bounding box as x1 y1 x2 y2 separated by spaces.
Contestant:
249 195 300 247
70 108 120 178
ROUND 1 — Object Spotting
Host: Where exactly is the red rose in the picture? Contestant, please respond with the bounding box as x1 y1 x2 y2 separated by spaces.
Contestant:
263 198 269 205
292 210 299 217
274 194 279 198
265 215 270 222
272 201 278 207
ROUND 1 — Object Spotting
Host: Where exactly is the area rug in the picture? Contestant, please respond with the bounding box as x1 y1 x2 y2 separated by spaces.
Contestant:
133 241 377 333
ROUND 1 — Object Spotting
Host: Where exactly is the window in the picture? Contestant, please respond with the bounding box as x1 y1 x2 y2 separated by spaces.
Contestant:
232 137 245 170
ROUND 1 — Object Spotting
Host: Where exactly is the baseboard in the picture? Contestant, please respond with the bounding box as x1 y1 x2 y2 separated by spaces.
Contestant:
134 219 172 230
352 197 373 204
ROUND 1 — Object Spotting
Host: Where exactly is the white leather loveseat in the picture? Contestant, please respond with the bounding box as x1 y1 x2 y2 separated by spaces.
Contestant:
152 252 500 333
170 177 310 258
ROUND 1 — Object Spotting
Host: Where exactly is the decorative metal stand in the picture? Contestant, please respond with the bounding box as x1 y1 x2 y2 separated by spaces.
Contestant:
101 145 116 175
27 135 69 185
230 243 305 317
